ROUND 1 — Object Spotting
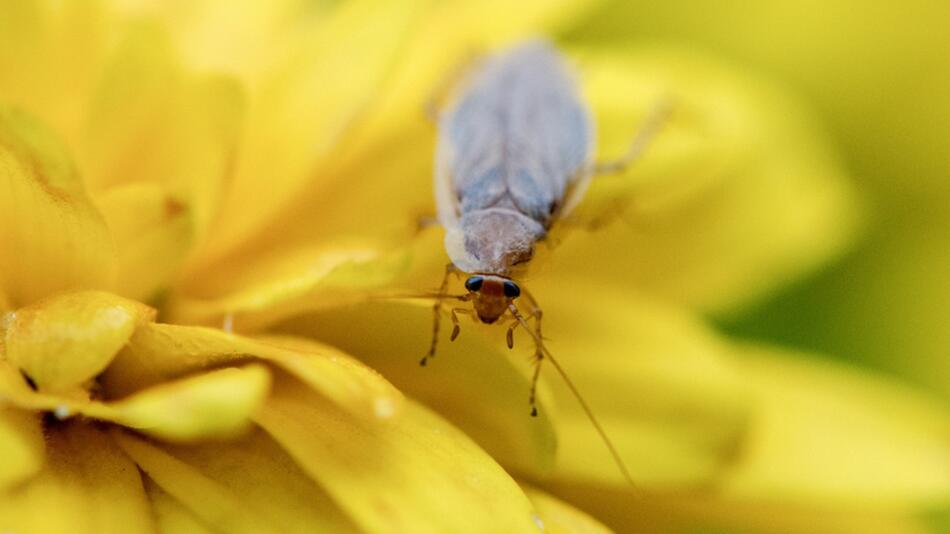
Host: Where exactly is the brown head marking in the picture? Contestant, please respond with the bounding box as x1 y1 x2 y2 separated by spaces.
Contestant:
464 274 521 323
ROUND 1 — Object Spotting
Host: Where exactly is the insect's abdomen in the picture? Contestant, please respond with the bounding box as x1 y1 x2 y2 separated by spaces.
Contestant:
442 40 593 227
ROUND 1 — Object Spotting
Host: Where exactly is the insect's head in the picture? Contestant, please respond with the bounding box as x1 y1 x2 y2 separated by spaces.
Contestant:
464 274 520 324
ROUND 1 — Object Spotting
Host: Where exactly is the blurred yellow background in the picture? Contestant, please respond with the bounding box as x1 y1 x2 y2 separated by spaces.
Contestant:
568 0 950 403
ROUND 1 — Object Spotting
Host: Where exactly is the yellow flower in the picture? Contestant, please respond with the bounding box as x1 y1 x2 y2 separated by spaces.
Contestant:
1 1 608 532
0 115 561 532
2 1 949 533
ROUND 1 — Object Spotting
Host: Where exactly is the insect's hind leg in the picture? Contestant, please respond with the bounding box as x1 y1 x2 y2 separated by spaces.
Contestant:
421 264 459 366
593 97 673 176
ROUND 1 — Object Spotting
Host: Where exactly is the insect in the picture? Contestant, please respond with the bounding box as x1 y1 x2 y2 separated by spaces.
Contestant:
422 39 669 485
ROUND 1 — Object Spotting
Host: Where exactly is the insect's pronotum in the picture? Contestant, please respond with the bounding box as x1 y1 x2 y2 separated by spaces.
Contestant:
423 39 669 485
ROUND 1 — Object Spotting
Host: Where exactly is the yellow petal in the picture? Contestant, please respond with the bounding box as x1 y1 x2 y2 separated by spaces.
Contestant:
81 19 244 241
0 406 44 491
100 364 271 442
166 243 407 330
541 481 932 534
721 344 950 505
187 0 418 273
0 0 116 149
550 47 860 315
100 323 402 421
95 182 195 302
285 242 749 487
0 107 115 307
276 297 560 476
0 421 154 534
4 290 153 392
0 358 268 443
117 427 357 533
255 371 541 533
521 483 612 534
523 280 749 488
145 478 217 534
119 0 320 81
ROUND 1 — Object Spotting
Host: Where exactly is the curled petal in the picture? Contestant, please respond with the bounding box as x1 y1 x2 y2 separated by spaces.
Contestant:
4 291 153 392
98 364 271 442
0 359 269 443
101 323 403 421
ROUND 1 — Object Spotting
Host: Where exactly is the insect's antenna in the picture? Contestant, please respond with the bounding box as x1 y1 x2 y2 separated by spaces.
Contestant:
367 291 469 303
509 304 638 488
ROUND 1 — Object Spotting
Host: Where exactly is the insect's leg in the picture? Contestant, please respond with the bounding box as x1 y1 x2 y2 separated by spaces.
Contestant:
527 307 546 417
593 97 673 176
449 307 474 342
505 318 521 349
517 289 545 417
504 309 543 414
421 264 459 366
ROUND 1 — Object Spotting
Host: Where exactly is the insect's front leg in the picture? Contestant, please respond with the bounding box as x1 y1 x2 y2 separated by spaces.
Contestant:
527 308 544 418
449 307 474 342
510 289 545 417
421 264 460 366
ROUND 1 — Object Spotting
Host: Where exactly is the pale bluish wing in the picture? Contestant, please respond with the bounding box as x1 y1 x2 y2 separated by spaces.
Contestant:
503 53 592 223
441 40 593 227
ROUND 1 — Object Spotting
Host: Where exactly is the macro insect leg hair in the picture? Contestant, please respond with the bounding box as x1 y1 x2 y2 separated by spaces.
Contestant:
421 263 460 366
593 96 674 176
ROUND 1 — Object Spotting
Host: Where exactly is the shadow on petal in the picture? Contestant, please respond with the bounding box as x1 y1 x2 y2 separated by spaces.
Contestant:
0 421 153 534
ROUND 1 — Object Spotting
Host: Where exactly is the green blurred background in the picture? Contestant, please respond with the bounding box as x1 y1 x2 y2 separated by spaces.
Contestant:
566 1 950 399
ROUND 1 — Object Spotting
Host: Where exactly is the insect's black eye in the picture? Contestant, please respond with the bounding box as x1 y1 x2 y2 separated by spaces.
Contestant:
465 276 484 292
503 280 521 298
